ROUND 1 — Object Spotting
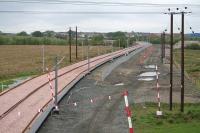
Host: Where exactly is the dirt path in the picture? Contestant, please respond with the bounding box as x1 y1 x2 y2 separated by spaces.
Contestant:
38 44 200 133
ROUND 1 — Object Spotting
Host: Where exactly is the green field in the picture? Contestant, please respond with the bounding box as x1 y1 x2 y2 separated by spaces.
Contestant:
0 45 117 92
174 49 200 89
132 103 200 133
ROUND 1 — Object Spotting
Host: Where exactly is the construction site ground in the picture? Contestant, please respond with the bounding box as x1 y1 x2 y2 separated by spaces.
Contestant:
38 45 200 133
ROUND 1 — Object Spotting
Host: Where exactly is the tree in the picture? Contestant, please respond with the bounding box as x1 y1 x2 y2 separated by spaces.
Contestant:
31 31 43 37
107 31 127 47
107 31 126 39
91 34 104 44
17 31 28 36
43 30 56 37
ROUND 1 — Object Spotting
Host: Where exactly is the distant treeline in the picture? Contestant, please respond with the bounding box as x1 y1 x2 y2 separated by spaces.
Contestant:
186 36 200 41
0 35 67 45
0 31 137 47
149 34 181 45
186 43 200 50
1 30 198 46
149 34 200 45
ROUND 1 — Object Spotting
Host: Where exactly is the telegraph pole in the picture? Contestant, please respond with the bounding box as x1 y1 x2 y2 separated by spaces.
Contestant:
166 7 191 112
180 11 185 112
164 9 174 111
170 12 173 111
180 9 191 112
76 26 78 59
160 33 164 63
163 31 166 58
69 27 72 63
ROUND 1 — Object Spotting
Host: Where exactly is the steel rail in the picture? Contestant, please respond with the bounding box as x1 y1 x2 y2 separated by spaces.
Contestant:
0 45 142 120
22 45 143 132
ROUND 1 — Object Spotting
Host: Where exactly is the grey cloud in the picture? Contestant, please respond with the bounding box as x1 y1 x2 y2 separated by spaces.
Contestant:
0 0 199 33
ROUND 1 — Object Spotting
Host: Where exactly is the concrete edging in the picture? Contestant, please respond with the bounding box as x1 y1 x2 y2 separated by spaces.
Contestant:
26 46 146 133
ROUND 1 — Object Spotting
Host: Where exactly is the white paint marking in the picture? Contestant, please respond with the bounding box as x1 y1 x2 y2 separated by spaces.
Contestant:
115 83 124 86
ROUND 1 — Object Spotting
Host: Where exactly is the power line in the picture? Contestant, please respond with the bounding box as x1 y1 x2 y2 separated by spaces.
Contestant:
0 11 164 14
185 18 196 34
0 0 200 7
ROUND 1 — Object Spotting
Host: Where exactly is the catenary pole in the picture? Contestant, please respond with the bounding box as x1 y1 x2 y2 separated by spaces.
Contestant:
69 27 72 63
54 56 59 113
76 26 78 59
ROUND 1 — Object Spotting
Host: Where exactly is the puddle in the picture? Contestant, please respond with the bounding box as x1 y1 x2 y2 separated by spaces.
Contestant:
144 65 156 69
138 71 160 81
138 77 155 81
114 83 124 86
139 72 160 77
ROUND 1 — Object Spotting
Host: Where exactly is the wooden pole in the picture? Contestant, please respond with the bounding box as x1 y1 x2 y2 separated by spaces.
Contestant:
181 12 185 112
170 13 174 111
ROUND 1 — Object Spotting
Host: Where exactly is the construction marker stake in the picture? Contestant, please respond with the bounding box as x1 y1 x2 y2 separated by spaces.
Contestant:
156 65 162 116
123 91 134 133
46 68 57 113
47 70 55 100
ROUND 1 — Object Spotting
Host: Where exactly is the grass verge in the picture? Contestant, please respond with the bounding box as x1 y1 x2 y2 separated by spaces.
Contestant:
131 103 200 133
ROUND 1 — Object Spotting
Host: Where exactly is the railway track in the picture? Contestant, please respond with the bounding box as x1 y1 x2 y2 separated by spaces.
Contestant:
0 45 144 133
0 45 141 118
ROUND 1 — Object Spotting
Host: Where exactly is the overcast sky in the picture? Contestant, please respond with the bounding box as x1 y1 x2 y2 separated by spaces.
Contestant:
0 0 199 33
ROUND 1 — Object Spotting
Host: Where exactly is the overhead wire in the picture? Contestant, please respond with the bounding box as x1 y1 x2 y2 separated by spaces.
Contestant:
0 11 165 14
0 1 199 15
0 1 197 33
0 0 200 7
185 19 196 34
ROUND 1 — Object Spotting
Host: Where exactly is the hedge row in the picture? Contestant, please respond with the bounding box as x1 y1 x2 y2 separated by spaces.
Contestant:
0 35 67 45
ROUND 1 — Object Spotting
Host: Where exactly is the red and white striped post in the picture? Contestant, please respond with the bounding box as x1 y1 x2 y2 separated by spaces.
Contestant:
123 91 134 133
46 68 55 102
156 65 162 116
